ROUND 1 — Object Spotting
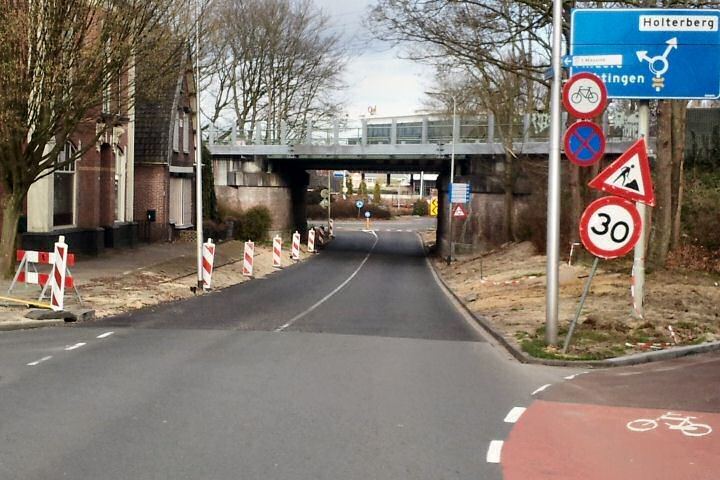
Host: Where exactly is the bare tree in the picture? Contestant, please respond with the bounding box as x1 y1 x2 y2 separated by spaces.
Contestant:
0 0 193 276
203 0 346 142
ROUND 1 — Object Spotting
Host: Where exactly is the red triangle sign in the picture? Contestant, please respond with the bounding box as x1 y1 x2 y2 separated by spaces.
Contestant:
452 204 467 218
588 138 655 206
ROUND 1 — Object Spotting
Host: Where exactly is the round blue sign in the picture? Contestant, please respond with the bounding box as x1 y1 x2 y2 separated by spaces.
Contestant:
355 200 364 209
364 211 371 218
564 120 605 167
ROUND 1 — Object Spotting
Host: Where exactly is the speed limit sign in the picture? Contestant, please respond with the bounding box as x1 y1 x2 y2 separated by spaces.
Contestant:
579 196 641 259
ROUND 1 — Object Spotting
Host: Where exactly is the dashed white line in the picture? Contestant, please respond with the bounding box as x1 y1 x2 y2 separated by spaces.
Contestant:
564 372 588 380
275 231 379 332
97 331 115 339
27 356 53 366
486 440 504 463
531 383 552 396
64 342 87 351
504 406 527 423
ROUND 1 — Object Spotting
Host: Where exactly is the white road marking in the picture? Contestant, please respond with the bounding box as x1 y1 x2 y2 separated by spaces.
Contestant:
531 384 552 396
97 331 115 339
564 372 588 380
486 440 504 463
27 356 53 366
275 231 379 332
504 406 527 423
65 342 87 351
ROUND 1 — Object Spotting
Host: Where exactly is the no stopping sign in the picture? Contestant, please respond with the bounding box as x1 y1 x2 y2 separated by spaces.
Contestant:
579 196 641 259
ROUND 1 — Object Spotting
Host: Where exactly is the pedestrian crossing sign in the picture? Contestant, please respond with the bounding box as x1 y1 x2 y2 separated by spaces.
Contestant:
588 138 655 206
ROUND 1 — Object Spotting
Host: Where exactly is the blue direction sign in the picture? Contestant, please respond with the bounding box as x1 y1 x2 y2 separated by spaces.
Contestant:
564 121 606 167
570 9 720 99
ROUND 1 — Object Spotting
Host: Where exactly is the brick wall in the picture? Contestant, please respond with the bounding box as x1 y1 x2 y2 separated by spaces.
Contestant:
134 164 170 241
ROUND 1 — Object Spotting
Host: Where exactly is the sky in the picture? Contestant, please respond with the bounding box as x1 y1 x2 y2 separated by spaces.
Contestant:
313 0 434 119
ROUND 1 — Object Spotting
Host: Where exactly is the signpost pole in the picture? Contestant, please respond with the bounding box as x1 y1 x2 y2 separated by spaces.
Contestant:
447 97 456 266
327 171 332 229
632 101 650 319
545 0 563 346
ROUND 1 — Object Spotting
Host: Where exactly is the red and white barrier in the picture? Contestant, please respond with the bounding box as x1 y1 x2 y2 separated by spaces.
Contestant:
202 239 216 290
49 236 69 311
272 235 282 268
243 241 254 276
308 228 316 253
291 231 300 261
9 239 81 307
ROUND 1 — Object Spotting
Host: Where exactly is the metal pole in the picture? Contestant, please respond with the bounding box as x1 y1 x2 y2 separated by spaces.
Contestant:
632 101 650 318
447 97 456 265
562 256 600 354
194 0 204 290
327 170 332 228
545 0 564 346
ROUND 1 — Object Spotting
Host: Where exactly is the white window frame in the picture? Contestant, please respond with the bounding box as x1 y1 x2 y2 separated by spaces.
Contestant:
53 141 78 228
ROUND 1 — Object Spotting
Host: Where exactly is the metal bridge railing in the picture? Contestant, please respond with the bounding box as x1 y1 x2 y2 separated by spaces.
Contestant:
207 112 647 148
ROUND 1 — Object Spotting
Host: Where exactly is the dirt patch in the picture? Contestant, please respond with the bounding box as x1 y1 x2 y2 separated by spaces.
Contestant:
431 235 720 360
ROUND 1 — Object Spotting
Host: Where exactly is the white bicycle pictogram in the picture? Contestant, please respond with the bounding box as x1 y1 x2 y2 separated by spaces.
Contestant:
627 412 712 437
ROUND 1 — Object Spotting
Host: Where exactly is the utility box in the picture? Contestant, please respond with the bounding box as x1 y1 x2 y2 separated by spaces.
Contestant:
146 209 156 222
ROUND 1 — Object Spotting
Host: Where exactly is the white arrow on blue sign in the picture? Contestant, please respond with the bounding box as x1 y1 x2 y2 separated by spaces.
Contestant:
570 8 720 100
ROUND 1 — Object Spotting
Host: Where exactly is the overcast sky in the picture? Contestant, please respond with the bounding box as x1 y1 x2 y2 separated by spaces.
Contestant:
313 0 434 119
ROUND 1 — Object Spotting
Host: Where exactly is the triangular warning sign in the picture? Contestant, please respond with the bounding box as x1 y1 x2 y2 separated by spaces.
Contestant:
588 138 655 206
452 204 467 218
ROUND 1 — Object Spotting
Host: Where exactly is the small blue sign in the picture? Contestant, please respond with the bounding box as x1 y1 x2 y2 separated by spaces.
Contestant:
449 183 471 204
570 9 720 99
355 200 364 209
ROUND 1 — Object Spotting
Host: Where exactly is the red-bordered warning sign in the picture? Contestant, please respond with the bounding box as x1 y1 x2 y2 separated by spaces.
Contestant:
588 138 655 206
562 72 608 119
452 204 468 219
580 196 642 259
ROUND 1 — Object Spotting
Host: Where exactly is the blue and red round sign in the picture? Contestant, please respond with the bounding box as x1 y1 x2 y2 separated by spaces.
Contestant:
564 120 605 166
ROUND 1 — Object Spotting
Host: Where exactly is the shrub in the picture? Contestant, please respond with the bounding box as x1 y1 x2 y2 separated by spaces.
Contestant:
236 206 272 242
412 199 429 216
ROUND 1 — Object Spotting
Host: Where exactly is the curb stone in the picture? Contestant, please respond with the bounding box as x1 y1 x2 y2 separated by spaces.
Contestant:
430 256 720 368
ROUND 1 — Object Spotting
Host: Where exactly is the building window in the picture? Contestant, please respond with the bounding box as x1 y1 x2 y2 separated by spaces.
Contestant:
182 112 190 153
54 142 77 227
169 176 193 227
173 114 180 152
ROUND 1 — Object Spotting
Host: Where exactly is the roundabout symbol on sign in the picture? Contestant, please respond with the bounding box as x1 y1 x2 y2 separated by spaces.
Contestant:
563 72 608 119
579 196 641 259
564 120 605 166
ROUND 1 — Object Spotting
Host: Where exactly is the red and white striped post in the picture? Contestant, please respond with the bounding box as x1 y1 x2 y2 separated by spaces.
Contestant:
308 228 316 253
243 240 254 277
272 235 282 268
291 231 300 261
329 219 334 237
49 235 68 311
202 238 215 290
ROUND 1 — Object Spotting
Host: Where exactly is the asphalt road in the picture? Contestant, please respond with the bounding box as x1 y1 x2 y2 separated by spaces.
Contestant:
0 224 575 479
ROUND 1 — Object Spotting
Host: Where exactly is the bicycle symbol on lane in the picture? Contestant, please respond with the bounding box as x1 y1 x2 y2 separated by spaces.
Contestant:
627 411 713 437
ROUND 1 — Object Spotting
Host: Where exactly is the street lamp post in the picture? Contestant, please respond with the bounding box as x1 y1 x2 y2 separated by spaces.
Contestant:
194 0 204 291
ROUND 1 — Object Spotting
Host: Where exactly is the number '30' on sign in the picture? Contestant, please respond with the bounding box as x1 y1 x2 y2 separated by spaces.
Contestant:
579 196 642 259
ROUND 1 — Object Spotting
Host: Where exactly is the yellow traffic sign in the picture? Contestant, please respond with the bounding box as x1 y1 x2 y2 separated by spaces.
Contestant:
429 198 438 217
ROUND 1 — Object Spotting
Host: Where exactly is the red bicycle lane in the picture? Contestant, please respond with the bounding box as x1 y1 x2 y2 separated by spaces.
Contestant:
501 352 720 480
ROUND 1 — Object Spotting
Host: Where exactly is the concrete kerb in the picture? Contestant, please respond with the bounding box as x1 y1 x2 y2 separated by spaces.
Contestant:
429 255 720 368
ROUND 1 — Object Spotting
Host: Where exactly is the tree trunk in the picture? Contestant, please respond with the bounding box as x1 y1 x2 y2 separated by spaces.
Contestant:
648 100 673 269
670 101 687 250
503 149 514 242
568 162 582 243
0 191 23 279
